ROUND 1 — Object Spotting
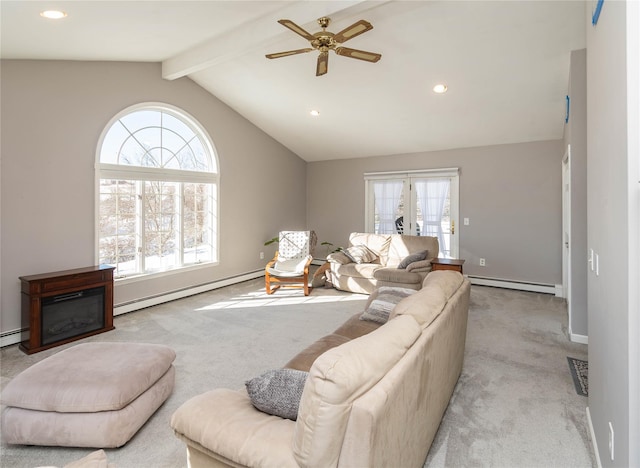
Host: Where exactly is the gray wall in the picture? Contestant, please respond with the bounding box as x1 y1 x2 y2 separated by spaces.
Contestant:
586 0 639 466
0 60 307 335
563 48 588 337
307 140 563 285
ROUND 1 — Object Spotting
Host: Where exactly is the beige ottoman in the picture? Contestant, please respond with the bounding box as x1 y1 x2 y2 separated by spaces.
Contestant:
1 342 175 448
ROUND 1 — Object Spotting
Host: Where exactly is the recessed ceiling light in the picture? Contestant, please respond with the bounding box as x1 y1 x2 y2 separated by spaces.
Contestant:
310 110 320 117
433 84 448 94
40 10 67 19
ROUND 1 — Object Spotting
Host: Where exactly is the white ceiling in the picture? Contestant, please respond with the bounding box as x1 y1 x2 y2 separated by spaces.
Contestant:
1 1 586 162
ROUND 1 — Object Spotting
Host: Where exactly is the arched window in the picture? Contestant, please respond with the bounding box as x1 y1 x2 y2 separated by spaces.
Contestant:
96 104 218 279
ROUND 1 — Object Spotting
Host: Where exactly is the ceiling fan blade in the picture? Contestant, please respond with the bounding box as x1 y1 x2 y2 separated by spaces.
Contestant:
335 47 381 63
316 52 329 76
265 48 313 59
333 20 373 43
277 19 316 42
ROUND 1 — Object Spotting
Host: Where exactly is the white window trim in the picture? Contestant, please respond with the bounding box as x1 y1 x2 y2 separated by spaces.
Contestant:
364 167 459 180
364 168 460 257
94 102 220 278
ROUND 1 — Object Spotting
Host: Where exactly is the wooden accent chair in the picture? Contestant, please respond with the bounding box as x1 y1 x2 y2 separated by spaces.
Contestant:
265 231 313 296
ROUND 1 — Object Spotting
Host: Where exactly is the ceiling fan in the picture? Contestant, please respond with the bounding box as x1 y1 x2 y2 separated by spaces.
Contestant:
265 17 382 76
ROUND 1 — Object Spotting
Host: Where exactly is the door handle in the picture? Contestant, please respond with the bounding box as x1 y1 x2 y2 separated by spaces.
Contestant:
451 220 455 235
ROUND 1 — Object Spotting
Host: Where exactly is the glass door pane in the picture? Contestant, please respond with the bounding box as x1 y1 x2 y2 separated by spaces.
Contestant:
371 180 404 234
412 177 455 257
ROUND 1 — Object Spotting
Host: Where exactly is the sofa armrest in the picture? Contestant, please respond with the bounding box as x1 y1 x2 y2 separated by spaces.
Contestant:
327 251 352 265
171 389 298 467
405 259 432 273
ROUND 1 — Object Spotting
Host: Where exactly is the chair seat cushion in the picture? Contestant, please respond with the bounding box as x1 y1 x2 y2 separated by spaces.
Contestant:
274 257 309 274
268 267 306 278
1 342 176 412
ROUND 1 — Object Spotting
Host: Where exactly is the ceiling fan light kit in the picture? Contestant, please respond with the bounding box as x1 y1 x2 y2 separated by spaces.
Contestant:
266 17 381 76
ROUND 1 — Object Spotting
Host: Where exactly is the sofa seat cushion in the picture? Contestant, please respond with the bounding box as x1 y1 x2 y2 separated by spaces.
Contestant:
171 389 299 468
333 313 382 339
373 267 423 285
292 314 421 468
284 334 351 372
1 342 176 413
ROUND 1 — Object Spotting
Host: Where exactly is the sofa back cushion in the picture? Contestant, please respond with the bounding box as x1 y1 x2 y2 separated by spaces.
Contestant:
386 235 439 268
292 314 421 468
391 270 465 328
348 233 391 264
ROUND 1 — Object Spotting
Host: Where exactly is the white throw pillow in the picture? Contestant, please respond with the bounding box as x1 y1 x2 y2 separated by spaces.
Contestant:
343 245 378 264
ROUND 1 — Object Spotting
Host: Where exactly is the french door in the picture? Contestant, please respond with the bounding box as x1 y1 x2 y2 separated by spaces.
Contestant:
364 168 459 258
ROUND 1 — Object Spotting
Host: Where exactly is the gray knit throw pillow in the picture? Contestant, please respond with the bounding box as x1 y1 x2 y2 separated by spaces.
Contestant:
245 369 308 420
397 250 428 269
360 286 417 324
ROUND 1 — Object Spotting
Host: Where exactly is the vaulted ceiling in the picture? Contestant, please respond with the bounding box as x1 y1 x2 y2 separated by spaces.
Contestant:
1 1 586 162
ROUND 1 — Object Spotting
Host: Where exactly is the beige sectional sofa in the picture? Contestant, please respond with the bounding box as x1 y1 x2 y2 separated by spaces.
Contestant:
326 232 440 294
171 270 470 468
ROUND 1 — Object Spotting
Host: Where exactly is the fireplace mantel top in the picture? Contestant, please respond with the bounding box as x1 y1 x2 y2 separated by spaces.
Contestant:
20 265 115 283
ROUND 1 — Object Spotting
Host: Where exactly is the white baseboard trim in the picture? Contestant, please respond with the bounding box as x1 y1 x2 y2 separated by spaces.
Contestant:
467 275 557 295
587 407 603 468
0 329 23 348
570 333 589 345
0 270 265 349
114 269 264 315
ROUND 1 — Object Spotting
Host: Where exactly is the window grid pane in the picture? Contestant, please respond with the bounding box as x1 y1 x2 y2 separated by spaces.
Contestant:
101 110 212 172
183 183 213 265
143 181 178 272
98 179 139 276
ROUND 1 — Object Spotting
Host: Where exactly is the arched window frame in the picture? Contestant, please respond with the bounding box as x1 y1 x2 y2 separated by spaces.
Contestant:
95 102 219 282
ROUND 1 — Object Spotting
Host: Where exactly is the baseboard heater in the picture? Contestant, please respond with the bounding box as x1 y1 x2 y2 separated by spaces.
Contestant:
1 269 265 349
466 275 560 296
113 269 265 315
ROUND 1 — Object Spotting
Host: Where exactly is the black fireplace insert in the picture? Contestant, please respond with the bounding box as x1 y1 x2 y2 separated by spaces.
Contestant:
41 286 105 346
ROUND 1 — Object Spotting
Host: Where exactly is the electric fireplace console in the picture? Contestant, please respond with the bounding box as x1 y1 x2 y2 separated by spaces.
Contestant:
19 265 115 354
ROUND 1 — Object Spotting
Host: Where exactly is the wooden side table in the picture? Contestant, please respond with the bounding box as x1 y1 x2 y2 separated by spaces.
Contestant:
431 258 465 274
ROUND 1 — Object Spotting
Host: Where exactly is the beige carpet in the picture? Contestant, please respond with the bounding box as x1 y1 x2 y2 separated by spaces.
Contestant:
0 279 595 467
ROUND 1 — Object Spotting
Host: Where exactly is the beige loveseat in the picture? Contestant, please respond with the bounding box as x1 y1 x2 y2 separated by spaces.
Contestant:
326 232 439 294
171 270 470 468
